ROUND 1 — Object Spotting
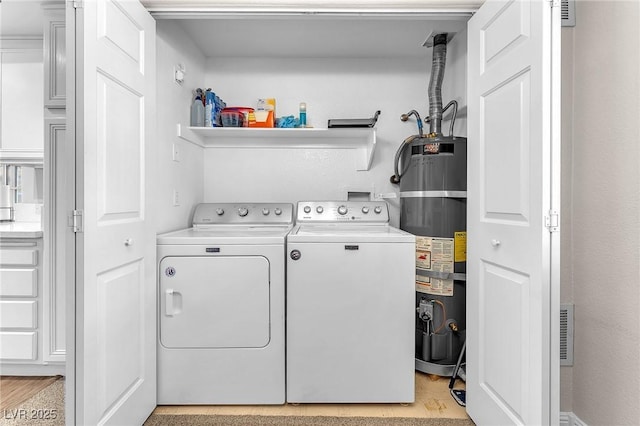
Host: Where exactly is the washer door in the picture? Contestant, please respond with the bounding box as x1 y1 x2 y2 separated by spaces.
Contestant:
160 256 270 348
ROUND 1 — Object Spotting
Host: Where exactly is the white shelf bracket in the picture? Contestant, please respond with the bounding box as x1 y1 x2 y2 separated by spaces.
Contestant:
176 123 205 148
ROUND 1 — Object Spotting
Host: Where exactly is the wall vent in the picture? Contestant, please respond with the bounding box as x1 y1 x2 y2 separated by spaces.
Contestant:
561 0 576 27
560 303 574 366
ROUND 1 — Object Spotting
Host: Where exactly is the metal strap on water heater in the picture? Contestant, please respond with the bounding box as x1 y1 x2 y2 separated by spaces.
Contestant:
416 269 467 282
400 191 467 198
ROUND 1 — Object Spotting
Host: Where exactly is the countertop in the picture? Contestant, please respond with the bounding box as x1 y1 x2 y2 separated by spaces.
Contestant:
0 222 43 239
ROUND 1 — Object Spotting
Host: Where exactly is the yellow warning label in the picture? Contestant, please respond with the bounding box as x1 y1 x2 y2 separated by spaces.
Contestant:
415 236 454 296
454 231 467 263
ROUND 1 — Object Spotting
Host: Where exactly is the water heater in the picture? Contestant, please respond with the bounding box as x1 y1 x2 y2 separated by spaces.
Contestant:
391 32 467 377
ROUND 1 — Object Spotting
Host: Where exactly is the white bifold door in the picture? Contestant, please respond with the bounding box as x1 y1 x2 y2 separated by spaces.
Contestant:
72 0 157 424
466 0 560 425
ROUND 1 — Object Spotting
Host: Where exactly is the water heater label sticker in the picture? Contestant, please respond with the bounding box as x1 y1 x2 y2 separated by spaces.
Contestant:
454 232 467 262
415 236 454 296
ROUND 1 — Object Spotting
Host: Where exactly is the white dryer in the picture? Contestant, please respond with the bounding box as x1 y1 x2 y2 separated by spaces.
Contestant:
286 201 416 403
156 203 293 404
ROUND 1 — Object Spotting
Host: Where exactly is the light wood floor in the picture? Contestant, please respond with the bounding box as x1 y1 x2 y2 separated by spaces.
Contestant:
0 373 468 420
154 373 469 420
0 376 61 410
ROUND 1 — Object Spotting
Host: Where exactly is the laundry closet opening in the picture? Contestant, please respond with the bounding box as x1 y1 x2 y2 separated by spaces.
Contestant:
150 8 473 407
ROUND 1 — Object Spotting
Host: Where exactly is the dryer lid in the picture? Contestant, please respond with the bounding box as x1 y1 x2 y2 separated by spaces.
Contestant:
157 225 292 245
288 224 415 243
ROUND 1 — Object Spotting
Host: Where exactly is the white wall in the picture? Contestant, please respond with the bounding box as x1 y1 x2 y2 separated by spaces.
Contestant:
560 26 574 413
569 1 640 424
155 20 207 233
201 31 467 227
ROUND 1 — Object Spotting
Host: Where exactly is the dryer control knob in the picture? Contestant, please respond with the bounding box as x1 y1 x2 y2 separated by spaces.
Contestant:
316 206 324 214
374 206 383 214
303 206 312 214
361 206 370 214
290 249 302 261
262 208 270 215
215 208 224 216
337 205 348 215
238 207 249 217
274 208 282 215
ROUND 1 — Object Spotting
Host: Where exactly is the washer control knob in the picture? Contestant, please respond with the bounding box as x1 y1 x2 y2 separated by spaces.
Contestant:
262 208 270 215
215 208 224 216
374 206 383 214
238 207 249 217
362 206 370 214
316 206 324 214
337 205 348 215
303 205 312 214
274 208 282 215
290 249 302 261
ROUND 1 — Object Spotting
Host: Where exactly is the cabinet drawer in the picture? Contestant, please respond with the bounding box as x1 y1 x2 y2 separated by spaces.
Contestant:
0 249 38 266
0 332 37 361
0 269 38 296
0 301 37 329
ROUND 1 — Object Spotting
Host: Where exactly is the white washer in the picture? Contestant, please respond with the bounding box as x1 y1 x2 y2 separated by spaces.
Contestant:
286 201 416 403
156 203 293 404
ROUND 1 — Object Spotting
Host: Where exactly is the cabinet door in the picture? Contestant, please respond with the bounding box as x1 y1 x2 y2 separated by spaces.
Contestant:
43 5 66 108
0 46 44 154
43 116 66 362
466 0 561 425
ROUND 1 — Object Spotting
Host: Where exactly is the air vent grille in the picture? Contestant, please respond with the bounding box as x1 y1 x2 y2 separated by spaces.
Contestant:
561 0 576 27
560 303 574 366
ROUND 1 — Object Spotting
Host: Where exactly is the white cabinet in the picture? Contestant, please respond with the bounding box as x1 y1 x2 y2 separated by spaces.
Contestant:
43 4 66 108
0 42 44 158
0 237 64 373
43 114 67 362
42 1 67 363
0 240 42 363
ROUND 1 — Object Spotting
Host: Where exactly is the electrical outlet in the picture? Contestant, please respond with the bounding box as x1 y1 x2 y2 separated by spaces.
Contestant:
172 190 180 207
172 143 180 162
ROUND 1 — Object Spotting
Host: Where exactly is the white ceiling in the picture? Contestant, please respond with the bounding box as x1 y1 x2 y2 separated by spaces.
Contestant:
0 0 45 38
175 17 467 58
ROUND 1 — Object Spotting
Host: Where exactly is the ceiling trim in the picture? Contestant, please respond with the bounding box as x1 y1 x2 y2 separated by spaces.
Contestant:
141 0 482 16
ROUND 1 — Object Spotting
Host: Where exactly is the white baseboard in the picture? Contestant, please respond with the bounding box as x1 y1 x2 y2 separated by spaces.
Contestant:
0 363 65 376
560 412 587 426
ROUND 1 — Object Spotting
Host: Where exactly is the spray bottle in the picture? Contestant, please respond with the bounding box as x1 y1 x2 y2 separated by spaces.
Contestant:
191 88 205 127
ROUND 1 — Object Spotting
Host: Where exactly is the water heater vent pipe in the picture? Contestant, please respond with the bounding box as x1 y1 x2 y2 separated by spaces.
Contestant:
427 33 448 136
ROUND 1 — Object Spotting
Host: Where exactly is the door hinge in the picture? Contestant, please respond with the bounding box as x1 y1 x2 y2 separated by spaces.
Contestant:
545 210 559 233
71 210 84 233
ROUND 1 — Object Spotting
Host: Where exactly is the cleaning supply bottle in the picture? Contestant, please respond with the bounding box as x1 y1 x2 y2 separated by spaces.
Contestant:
191 88 205 127
205 89 215 127
299 102 307 127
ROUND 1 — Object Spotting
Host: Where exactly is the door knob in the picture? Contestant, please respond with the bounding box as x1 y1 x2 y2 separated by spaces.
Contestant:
491 239 501 247
124 238 134 246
